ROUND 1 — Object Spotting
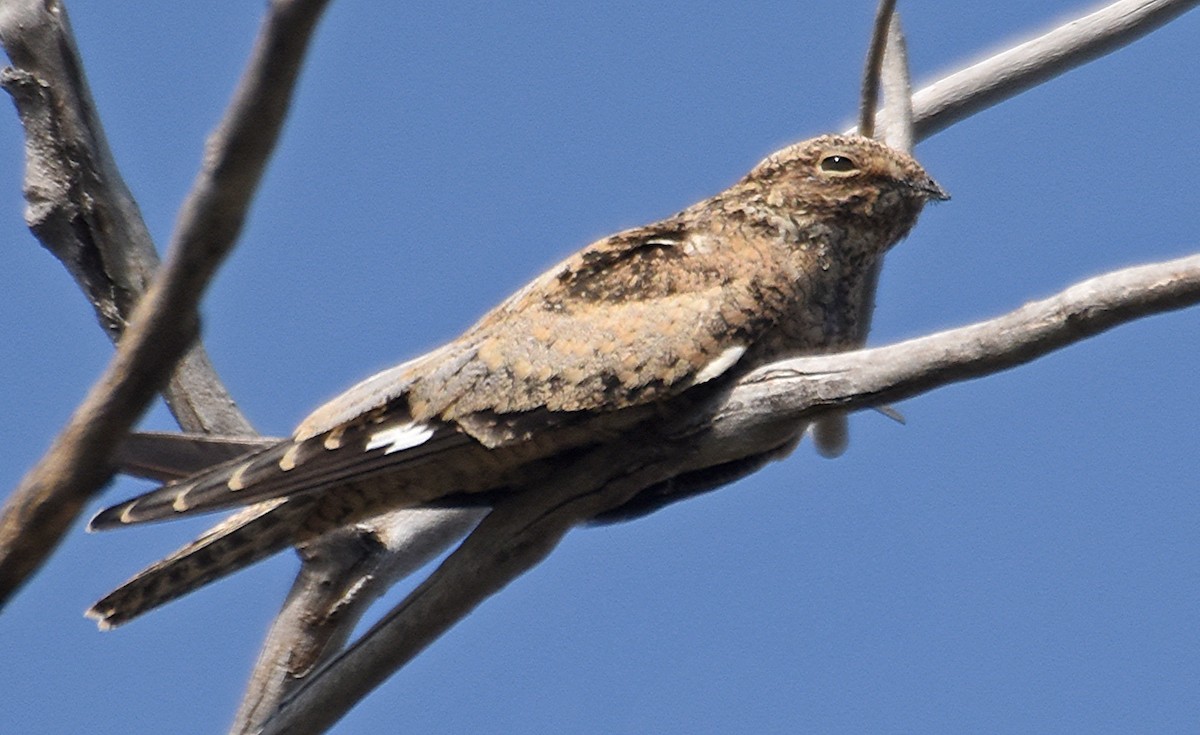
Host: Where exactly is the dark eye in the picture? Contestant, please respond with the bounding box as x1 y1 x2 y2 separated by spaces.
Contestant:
819 154 859 174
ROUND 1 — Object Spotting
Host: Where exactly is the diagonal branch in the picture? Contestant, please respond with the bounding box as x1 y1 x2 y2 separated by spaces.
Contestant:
908 0 1200 141
844 0 1200 143
263 251 1200 734
262 439 695 735
0 0 252 436
243 1 1200 729
230 506 484 733
0 0 332 608
0 0 478 727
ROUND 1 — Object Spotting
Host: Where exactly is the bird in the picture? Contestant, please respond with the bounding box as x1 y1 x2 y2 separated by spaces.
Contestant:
87 133 947 628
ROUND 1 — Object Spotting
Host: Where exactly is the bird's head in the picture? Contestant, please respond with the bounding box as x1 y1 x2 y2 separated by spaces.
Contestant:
744 134 948 239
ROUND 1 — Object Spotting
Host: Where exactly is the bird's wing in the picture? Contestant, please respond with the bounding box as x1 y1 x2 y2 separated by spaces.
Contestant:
404 224 771 423
91 222 771 529
292 342 466 441
303 222 765 438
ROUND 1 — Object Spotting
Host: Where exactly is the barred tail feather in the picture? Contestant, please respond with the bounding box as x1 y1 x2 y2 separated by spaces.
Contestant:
90 419 459 530
88 441 298 530
87 497 315 629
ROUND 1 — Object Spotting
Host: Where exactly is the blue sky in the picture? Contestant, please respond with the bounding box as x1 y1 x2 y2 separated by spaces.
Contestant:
2 2 1198 733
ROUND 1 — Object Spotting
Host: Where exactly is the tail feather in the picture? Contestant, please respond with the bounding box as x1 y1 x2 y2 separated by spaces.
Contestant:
89 442 297 529
87 497 315 629
90 420 468 530
114 432 281 481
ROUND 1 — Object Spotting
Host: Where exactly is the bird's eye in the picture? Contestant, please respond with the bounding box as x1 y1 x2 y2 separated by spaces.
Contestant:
819 154 859 174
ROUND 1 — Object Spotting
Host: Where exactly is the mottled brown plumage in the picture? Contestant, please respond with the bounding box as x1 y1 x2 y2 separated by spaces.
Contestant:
87 134 946 627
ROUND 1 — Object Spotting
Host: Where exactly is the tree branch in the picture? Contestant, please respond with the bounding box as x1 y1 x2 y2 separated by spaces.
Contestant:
0 0 477 726
230 507 484 733
858 0 897 139
262 441 695 735
264 251 1200 734
0 0 253 437
908 0 1200 141
721 253 1200 427
876 13 914 153
0 0 331 607
4 0 1195 731
245 1 1200 729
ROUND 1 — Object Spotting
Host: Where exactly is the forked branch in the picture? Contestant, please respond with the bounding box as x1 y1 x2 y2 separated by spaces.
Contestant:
0 0 332 607
262 253 1200 735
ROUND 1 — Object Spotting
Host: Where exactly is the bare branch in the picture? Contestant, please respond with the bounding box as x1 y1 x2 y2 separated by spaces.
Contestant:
0 0 439 722
0 0 252 436
909 0 1200 141
231 507 483 734
165 350 257 436
877 14 914 152
720 253 1200 429
263 251 1200 733
0 0 331 607
261 445 693 735
843 0 1200 142
248 1 1200 727
858 0 897 138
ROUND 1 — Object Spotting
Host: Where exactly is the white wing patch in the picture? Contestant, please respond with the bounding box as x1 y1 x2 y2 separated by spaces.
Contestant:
680 233 715 256
365 421 436 455
693 345 747 385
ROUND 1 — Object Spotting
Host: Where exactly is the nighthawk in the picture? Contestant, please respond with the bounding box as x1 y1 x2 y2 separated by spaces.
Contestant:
88 133 947 627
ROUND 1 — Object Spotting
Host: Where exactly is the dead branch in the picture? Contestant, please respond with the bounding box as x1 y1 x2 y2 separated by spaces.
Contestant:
248 1 1200 729
909 0 1199 140
0 0 331 607
0 0 252 436
858 0 897 138
0 0 1195 732
263 253 1200 734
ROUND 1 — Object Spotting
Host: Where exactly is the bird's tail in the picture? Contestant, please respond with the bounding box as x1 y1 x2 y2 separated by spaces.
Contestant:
87 496 315 629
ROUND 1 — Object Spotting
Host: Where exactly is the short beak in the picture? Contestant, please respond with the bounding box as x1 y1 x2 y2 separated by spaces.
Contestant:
919 174 950 202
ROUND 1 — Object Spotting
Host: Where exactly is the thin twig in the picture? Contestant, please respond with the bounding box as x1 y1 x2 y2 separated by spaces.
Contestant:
877 13 914 152
231 507 484 733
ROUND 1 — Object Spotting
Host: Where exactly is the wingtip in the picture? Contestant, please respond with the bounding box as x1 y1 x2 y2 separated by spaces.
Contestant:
86 503 128 532
84 604 118 631
87 485 191 530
